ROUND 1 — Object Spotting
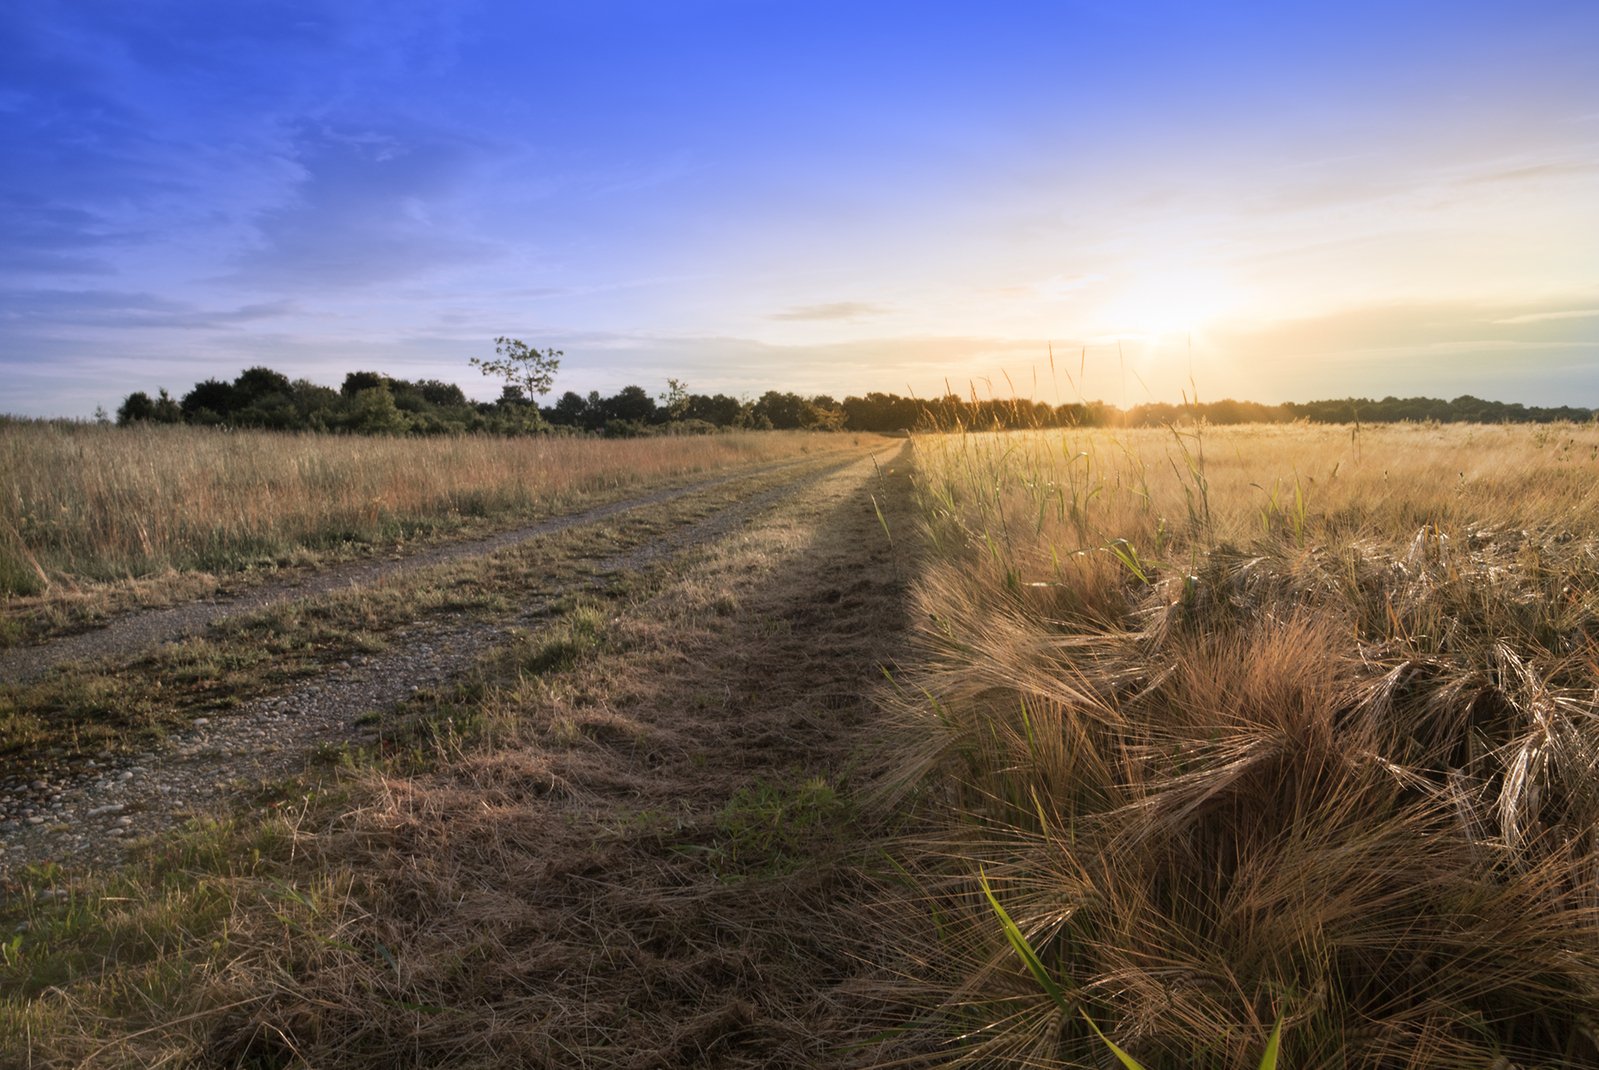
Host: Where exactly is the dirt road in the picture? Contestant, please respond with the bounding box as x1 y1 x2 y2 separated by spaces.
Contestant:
0 452 840 687
0 446 903 879
4 439 929 1068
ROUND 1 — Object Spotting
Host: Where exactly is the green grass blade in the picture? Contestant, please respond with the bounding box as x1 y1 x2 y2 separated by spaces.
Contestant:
978 870 1070 1014
1258 1015 1283 1070
1081 1010 1148 1070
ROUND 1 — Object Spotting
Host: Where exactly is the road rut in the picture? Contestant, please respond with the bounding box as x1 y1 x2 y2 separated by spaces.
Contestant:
0 448 894 879
0 452 837 686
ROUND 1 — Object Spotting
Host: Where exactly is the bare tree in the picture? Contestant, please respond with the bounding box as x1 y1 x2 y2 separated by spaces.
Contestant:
471 337 561 401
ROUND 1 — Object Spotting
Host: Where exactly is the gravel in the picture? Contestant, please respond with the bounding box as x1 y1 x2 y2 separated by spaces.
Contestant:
0 620 490 873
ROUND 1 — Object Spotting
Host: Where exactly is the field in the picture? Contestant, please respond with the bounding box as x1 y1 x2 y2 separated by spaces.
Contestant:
3 419 1599 1067
892 420 1599 1066
0 419 848 642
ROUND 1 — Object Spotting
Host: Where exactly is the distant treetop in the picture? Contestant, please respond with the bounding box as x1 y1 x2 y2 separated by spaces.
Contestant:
109 366 1596 436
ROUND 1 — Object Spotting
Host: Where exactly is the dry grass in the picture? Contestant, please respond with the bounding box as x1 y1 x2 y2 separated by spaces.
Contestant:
890 421 1599 1067
0 447 919 1068
0 419 842 601
0 454 859 761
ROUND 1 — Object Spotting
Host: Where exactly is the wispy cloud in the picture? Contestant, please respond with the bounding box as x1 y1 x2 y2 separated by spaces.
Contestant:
224 122 497 290
1460 160 1599 187
1491 308 1599 325
0 198 124 276
0 289 297 330
766 301 891 322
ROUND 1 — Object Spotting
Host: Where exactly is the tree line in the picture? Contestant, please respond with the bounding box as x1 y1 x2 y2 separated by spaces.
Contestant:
116 366 1594 435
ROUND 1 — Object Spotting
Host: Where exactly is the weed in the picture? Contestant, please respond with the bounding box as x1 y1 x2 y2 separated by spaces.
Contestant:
693 776 849 879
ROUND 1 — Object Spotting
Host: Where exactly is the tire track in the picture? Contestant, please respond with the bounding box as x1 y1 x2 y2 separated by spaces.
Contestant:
0 448 897 879
0 451 851 686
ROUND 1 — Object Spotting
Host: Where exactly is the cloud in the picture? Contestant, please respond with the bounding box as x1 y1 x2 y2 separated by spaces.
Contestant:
223 121 498 290
1491 308 1599 326
0 288 297 330
1459 160 1599 187
0 197 122 276
766 301 891 322
486 327 1054 403
1193 297 1599 406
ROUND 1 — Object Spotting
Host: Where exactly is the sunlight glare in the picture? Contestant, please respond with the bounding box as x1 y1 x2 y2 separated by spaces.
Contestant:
1102 268 1248 338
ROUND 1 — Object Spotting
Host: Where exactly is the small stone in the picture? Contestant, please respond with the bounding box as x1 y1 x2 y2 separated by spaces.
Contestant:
115 816 133 828
193 717 210 728
27 816 44 825
108 828 124 837
118 771 134 781
30 780 46 790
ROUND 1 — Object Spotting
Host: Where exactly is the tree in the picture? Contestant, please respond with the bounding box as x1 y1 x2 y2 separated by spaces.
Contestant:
117 391 155 424
151 388 183 423
341 370 387 397
753 390 808 429
181 378 237 422
342 383 409 434
684 393 744 427
660 378 689 421
232 366 293 404
548 390 591 427
471 337 561 402
600 385 656 425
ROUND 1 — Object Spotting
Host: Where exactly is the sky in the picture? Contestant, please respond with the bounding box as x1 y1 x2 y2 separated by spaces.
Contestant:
2 0 1597 417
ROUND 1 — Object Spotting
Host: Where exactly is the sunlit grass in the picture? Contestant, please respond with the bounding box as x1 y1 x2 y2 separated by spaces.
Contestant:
893 419 1599 1067
0 420 852 633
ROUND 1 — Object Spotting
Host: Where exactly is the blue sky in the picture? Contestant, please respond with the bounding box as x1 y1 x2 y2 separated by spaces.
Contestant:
3 0 1597 416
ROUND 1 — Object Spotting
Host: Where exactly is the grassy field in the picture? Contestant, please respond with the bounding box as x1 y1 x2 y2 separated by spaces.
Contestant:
0 443 915 1068
891 420 1599 1066
0 420 848 639
8 418 1599 1067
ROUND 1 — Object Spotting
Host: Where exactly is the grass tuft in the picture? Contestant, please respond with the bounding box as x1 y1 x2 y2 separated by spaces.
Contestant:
891 421 1599 1066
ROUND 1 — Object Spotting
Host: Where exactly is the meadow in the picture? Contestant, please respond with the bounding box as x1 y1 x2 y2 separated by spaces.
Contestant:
6 416 1599 1067
0 419 841 637
892 420 1599 1066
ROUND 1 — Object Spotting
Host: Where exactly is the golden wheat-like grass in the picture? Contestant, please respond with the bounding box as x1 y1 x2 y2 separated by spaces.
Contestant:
0 419 838 597
895 421 1599 1067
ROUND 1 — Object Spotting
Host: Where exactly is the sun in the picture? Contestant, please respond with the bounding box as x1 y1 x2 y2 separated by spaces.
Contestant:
1101 268 1247 338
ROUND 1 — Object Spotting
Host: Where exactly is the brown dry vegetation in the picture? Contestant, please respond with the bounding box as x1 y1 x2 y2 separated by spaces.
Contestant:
0 447 923 1068
11 418 1599 1069
0 420 848 634
888 421 1599 1067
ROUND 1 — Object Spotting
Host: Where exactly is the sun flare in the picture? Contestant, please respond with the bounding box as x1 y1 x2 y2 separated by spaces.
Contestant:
1101 269 1248 338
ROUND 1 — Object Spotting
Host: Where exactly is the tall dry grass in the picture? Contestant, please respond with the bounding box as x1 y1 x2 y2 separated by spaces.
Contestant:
0 419 840 597
892 421 1599 1067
